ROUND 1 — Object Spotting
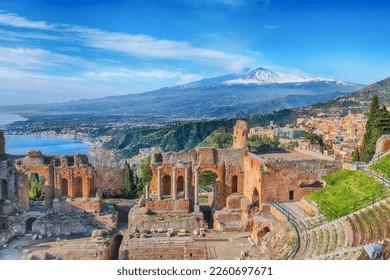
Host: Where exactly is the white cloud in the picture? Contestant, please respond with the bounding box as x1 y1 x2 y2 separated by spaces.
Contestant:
264 24 278 30
0 47 85 70
66 26 253 72
0 11 255 72
0 11 53 30
0 68 118 105
0 29 65 42
85 68 204 84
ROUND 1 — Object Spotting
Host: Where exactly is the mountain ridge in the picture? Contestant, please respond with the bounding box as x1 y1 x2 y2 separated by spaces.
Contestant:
0 67 364 123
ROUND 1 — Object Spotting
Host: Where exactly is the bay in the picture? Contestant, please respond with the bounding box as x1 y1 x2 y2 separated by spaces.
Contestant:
4 135 91 156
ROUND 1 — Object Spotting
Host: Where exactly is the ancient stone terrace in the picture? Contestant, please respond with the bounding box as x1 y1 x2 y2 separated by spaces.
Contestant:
284 197 390 260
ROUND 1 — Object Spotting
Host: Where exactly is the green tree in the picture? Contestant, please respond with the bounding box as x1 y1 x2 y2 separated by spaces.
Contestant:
28 173 45 201
140 155 152 185
362 95 381 162
247 135 280 152
352 146 360 162
304 133 324 146
123 161 136 198
199 171 216 189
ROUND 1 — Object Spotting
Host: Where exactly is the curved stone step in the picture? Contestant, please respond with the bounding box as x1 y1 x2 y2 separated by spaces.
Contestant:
375 206 390 238
367 208 383 241
359 210 374 244
347 216 359 247
353 214 366 245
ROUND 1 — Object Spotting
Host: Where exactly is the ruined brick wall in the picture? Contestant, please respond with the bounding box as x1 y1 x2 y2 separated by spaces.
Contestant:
12 153 97 212
149 147 245 211
119 237 206 260
0 160 16 199
262 159 341 204
128 207 205 231
0 131 4 158
53 197 102 213
243 152 264 209
145 199 190 211
233 120 248 149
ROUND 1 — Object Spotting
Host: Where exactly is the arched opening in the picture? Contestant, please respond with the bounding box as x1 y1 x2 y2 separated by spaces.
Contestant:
177 176 184 197
289 190 295 201
162 175 171 196
74 177 83 198
252 188 259 208
26 217 36 233
111 234 123 260
1 179 8 200
61 179 68 197
199 170 218 208
28 173 46 210
231 175 238 194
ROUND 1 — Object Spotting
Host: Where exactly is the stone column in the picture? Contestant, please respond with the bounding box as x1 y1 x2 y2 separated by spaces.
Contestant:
157 166 162 200
145 185 149 200
172 166 177 200
184 165 189 200
194 165 199 205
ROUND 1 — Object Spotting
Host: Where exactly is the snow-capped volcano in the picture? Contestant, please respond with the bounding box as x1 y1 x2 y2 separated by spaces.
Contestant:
223 67 346 85
178 67 353 89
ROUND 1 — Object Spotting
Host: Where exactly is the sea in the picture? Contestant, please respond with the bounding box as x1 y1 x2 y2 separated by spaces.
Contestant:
0 114 91 156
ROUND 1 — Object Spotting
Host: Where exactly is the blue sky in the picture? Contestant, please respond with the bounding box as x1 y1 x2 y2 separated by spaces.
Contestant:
0 0 389 105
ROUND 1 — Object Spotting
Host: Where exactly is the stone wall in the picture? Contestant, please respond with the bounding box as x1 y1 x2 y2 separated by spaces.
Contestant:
294 147 335 161
6 212 108 237
233 120 248 149
128 206 205 232
145 199 190 211
22 238 109 260
375 134 390 156
119 237 206 260
243 152 263 209
53 197 102 214
261 159 341 204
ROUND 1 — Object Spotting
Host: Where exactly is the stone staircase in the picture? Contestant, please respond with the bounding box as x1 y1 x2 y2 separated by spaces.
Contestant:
292 197 390 260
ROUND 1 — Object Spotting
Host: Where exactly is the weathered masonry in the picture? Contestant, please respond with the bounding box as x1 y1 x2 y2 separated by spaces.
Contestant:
0 131 101 215
145 121 342 216
147 147 245 211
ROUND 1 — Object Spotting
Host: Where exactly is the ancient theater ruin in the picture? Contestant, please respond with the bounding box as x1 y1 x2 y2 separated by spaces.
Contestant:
123 121 343 259
136 120 340 228
0 130 111 253
2 126 389 260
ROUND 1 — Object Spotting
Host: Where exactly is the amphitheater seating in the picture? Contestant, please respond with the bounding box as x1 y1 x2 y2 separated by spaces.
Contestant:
293 197 390 260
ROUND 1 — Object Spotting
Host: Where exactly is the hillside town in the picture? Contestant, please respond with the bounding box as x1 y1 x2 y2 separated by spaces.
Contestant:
248 111 368 162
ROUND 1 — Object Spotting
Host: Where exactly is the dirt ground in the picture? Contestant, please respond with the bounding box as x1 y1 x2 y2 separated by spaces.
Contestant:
195 231 260 260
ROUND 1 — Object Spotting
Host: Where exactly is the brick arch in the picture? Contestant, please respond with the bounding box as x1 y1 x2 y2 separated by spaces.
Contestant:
198 167 221 180
61 178 68 197
162 175 171 196
74 177 83 198
16 168 53 211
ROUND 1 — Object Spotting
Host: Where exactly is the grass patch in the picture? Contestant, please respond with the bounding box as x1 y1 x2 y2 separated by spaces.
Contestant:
306 169 388 219
370 154 390 179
